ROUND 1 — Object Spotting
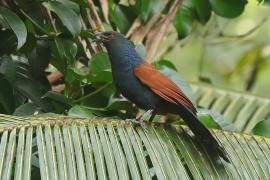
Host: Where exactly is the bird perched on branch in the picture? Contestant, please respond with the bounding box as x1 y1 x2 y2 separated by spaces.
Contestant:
94 31 229 162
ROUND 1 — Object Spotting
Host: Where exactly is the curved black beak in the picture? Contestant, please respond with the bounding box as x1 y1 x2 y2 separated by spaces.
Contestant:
93 32 109 42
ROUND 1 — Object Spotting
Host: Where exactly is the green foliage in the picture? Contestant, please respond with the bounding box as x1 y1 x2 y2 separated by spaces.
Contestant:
0 6 27 49
43 1 82 36
173 0 248 39
0 114 269 179
0 0 263 129
208 0 247 18
191 83 270 133
0 0 269 177
173 1 194 39
0 74 14 113
252 119 270 137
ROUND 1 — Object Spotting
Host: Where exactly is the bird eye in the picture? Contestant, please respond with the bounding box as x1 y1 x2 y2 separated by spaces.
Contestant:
107 33 115 40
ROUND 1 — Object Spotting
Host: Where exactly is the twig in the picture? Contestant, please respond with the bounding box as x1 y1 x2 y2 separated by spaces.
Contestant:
46 10 57 32
219 16 268 38
47 71 63 84
245 62 259 91
86 10 104 51
159 38 178 59
125 17 142 38
206 15 269 46
19 9 49 34
80 16 96 55
99 0 109 23
144 0 183 63
52 84 65 92
86 0 105 31
72 82 112 103
130 0 169 43
0 0 10 7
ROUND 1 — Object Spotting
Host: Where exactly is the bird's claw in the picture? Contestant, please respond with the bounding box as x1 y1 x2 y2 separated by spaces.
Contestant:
125 109 154 132
125 118 139 124
125 118 148 132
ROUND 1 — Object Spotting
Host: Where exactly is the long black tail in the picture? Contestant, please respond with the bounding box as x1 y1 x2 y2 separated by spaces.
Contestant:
179 107 230 162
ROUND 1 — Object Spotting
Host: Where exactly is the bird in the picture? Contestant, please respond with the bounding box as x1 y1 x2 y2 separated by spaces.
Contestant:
94 31 229 162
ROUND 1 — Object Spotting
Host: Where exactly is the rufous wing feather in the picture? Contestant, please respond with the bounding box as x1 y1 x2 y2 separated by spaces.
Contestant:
133 63 197 114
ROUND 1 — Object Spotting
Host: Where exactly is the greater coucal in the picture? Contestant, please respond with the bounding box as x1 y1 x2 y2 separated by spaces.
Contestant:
94 31 229 162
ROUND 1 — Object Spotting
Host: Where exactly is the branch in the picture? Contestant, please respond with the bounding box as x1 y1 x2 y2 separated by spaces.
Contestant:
219 16 268 39
99 0 109 23
52 84 65 92
45 10 57 32
72 82 112 103
205 15 269 46
86 9 104 51
245 62 259 91
80 16 96 55
129 0 169 43
144 0 183 63
125 17 142 38
47 70 63 84
87 0 105 31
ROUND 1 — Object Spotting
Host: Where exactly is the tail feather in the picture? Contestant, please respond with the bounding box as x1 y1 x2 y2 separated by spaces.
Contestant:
179 107 230 162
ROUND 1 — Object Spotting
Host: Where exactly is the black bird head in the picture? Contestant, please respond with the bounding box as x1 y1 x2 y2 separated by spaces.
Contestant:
93 31 144 67
94 31 123 43
94 31 118 43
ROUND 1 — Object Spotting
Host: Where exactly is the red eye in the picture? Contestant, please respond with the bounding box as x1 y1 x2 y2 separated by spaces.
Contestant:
108 33 114 39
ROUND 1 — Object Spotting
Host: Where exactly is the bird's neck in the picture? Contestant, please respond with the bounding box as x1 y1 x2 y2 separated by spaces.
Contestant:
105 40 144 72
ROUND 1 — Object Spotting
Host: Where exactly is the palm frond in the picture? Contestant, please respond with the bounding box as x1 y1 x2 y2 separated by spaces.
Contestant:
0 114 269 179
191 83 270 132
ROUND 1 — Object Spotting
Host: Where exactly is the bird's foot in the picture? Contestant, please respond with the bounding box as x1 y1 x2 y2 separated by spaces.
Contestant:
125 110 154 132
141 109 154 121
125 118 148 132
125 118 139 124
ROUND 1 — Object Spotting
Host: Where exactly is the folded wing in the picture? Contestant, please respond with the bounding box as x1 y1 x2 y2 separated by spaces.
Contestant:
133 63 197 114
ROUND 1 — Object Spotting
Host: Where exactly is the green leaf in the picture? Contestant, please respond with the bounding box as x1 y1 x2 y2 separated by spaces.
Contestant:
136 0 163 21
89 52 111 74
0 29 17 55
28 40 51 78
56 0 80 14
41 91 70 106
0 56 16 82
1 56 48 107
192 0 212 24
88 70 113 83
198 109 238 131
197 110 219 129
68 105 96 118
105 98 136 113
0 6 27 49
13 102 41 116
190 82 270 132
41 91 71 113
173 1 194 39
137 0 151 21
154 60 177 71
0 74 14 114
109 5 134 34
14 78 46 107
51 39 77 71
209 0 247 18
88 52 112 83
261 0 270 5
0 114 270 179
65 66 86 84
43 1 82 36
251 119 270 137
